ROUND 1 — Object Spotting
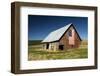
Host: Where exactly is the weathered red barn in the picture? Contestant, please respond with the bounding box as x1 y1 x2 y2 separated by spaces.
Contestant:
42 23 82 51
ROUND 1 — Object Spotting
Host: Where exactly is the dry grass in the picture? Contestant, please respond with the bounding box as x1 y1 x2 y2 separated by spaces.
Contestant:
28 40 88 60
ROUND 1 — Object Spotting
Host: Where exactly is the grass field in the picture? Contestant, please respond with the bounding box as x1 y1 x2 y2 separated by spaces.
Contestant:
28 40 88 60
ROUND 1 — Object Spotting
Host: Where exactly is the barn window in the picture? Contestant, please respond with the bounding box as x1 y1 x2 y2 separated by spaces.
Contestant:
59 45 64 50
67 30 72 37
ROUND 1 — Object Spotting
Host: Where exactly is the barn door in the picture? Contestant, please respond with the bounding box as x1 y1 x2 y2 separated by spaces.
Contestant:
46 43 49 49
59 45 64 50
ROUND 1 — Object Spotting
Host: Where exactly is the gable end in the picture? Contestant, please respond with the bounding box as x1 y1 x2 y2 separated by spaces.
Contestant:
59 24 82 42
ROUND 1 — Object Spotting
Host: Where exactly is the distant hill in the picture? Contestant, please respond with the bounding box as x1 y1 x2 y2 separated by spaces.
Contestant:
28 40 42 45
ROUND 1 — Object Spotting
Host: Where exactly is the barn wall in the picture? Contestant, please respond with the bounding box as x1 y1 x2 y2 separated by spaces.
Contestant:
59 26 81 49
59 31 69 50
42 44 47 50
42 42 59 51
69 27 75 45
74 32 81 48
49 42 59 51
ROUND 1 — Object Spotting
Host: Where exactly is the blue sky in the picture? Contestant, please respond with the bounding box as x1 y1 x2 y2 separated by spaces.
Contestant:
28 15 88 40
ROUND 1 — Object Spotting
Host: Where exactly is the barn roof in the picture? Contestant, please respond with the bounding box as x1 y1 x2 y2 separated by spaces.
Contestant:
42 23 81 43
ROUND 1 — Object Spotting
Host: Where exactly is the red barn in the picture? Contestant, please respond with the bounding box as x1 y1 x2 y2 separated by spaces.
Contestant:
42 23 82 51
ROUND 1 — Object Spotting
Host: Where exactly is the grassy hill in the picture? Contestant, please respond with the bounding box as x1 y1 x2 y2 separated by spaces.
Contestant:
28 40 42 45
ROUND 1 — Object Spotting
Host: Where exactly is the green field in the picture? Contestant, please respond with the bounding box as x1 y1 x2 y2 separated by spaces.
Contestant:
28 40 88 60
